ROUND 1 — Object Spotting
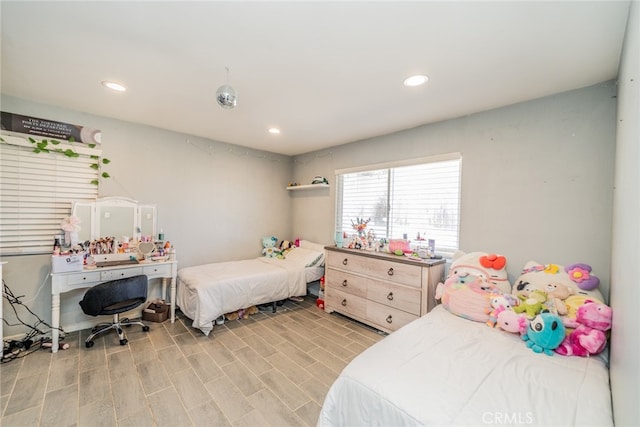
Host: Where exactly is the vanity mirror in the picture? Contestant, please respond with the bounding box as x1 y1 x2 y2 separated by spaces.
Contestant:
72 197 157 243
137 241 156 259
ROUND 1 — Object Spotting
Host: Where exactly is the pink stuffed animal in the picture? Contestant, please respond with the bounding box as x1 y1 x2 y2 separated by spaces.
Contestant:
496 308 529 335
435 273 494 322
555 300 612 357
486 292 518 327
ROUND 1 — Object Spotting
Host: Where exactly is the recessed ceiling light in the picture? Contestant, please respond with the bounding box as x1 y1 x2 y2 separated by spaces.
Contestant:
268 127 281 134
101 81 127 92
403 75 429 87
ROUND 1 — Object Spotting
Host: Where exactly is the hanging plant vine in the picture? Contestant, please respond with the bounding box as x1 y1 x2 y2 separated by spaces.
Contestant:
11 135 111 185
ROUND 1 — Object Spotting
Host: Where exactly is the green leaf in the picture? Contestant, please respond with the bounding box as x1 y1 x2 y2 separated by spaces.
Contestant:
63 149 79 158
90 155 99 160
102 158 111 164
0 137 4 142
29 137 36 144
101 172 110 178
90 163 99 169
88 143 96 148
90 179 99 186
50 139 61 145
68 136 75 142
33 148 41 153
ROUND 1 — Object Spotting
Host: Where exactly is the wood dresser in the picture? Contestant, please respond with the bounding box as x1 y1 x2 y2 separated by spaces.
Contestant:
324 247 445 333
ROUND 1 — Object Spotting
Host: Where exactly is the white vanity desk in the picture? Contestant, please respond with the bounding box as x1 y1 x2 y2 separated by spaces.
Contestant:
50 259 178 353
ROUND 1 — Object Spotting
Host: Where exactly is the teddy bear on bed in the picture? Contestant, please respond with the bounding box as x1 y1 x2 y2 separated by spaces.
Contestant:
496 308 529 335
522 312 566 356
435 251 511 322
262 236 280 258
512 261 605 324
513 261 604 302
446 251 512 293
485 291 518 328
555 299 612 357
513 289 548 319
277 240 295 259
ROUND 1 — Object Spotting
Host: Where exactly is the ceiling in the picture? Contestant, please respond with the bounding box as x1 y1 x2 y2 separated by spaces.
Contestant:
0 1 631 156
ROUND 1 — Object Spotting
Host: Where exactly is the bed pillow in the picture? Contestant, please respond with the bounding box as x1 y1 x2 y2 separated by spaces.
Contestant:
285 247 325 267
298 240 326 253
435 273 493 322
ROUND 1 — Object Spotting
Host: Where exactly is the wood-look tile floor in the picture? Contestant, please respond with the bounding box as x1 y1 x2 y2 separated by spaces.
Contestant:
0 297 385 426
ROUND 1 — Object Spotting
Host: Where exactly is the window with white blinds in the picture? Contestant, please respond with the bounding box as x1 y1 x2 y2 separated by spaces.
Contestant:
336 153 461 254
0 134 99 255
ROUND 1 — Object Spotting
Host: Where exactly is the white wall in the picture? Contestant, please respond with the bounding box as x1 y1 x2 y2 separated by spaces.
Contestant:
609 1 639 424
291 82 617 295
0 95 292 337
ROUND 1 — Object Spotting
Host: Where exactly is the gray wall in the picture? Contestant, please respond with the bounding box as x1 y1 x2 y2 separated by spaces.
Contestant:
609 1 639 425
291 82 617 296
1 95 292 336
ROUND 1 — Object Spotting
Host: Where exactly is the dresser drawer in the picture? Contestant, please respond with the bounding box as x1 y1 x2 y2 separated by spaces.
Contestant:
327 250 421 288
143 263 172 277
100 267 143 281
367 280 421 315
325 268 367 298
367 258 422 288
366 299 419 332
326 287 367 320
326 250 370 275
66 271 102 286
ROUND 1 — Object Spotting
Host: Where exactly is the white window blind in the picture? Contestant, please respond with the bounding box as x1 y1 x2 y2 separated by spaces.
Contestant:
336 153 461 254
0 134 100 255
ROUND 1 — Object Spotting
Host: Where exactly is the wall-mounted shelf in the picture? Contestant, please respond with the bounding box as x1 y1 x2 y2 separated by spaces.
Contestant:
286 183 330 191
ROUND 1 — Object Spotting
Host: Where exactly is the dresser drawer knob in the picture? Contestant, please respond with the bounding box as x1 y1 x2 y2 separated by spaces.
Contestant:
387 267 394 276
387 292 394 301
342 258 348 266
342 280 348 287
341 299 347 307
386 315 393 324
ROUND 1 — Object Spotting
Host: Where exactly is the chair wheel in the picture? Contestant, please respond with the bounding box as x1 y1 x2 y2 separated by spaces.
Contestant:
142 326 150 332
85 341 94 348
120 339 128 345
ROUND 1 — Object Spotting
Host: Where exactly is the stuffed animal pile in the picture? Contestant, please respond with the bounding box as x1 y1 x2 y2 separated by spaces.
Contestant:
262 236 297 259
436 252 613 357
509 261 611 356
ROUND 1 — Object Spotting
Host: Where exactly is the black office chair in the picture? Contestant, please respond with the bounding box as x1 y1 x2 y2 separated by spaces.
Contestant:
79 274 150 348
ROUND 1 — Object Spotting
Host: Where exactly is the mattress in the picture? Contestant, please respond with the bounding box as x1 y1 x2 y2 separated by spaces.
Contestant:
177 248 324 335
318 305 613 426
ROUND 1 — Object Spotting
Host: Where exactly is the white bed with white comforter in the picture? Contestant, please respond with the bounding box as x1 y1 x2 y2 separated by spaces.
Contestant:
318 305 612 426
177 243 324 335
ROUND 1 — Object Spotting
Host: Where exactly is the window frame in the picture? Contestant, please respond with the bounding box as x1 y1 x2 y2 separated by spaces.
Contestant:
0 132 100 255
335 152 462 255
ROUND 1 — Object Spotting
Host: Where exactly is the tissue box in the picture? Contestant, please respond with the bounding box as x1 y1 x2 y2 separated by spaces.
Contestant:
51 254 84 273
142 302 169 323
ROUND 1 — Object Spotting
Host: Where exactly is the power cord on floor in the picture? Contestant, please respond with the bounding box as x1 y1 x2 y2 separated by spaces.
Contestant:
2 278 65 363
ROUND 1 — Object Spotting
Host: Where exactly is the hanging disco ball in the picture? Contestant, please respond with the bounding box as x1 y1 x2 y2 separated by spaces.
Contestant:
216 84 237 109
